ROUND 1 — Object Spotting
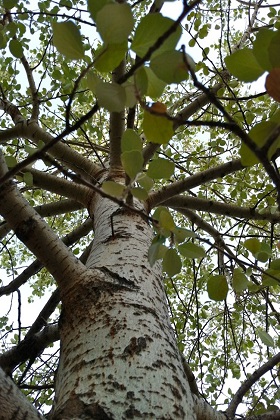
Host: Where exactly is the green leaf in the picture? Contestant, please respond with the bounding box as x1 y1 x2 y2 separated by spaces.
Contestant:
96 3 134 44
121 150 144 179
95 42 128 72
147 158 174 179
178 242 206 259
23 172 33 187
253 28 275 71
137 173 154 191
5 155 17 168
86 71 100 92
255 242 272 263
257 328 274 347
9 39 23 58
243 238 272 262
268 30 280 69
144 67 166 99
150 50 194 84
172 227 196 243
134 66 148 97
87 0 112 21
232 268 248 293
270 259 280 270
225 48 264 82
52 21 84 60
131 13 181 58
131 187 148 201
243 238 261 254
148 236 167 266
102 181 125 198
163 248 182 277
240 121 280 166
95 81 126 112
121 129 142 152
262 269 280 287
3 0 17 8
207 275 228 301
143 107 174 144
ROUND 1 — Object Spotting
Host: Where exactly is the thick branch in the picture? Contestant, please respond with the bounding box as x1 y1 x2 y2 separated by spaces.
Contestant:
226 352 280 418
110 60 126 172
163 195 280 222
0 218 92 296
0 325 59 375
25 167 91 205
0 151 89 291
148 159 243 208
0 366 45 419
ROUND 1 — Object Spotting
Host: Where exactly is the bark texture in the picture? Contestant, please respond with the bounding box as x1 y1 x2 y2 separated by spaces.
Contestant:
51 181 196 419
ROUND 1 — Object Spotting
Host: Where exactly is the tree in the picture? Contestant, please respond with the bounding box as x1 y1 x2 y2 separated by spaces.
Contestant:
0 0 280 418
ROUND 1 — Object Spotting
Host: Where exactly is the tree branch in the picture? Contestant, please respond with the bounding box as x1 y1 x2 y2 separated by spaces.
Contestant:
226 352 280 418
163 195 280 223
0 218 92 296
110 60 126 172
0 366 45 419
147 159 243 208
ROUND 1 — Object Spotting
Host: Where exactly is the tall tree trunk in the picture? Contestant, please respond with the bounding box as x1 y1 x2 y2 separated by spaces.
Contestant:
51 181 195 419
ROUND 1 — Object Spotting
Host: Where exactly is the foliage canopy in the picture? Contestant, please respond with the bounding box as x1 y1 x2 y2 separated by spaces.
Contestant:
0 0 280 418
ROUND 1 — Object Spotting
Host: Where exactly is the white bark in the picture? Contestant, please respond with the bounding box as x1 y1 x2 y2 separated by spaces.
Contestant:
0 367 44 419
51 189 196 419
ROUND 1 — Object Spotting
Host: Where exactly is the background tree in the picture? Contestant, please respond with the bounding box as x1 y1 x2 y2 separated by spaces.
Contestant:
0 0 280 418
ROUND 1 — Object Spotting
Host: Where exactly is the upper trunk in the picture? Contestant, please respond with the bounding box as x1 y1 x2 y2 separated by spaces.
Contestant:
51 182 195 419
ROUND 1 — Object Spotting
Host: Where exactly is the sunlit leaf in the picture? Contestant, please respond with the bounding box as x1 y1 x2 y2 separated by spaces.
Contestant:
257 328 274 347
102 181 125 198
150 50 194 84
207 275 228 301
96 3 134 44
243 238 261 254
178 242 206 259
240 121 280 166
121 129 142 152
52 21 84 60
137 173 154 191
23 172 33 187
253 28 275 71
148 236 167 266
87 0 112 21
95 42 128 72
172 227 196 243
225 48 264 82
144 67 166 99
131 13 181 58
163 248 182 276
131 187 148 201
143 105 174 144
121 150 143 179
147 158 174 179
232 268 248 293
95 81 126 112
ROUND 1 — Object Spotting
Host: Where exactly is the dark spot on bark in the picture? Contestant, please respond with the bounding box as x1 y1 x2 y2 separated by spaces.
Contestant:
136 224 144 231
112 381 126 390
123 336 147 357
124 405 142 418
15 217 37 242
126 391 134 399
170 384 182 400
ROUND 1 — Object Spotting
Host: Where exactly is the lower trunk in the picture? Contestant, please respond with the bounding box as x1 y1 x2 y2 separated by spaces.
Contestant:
51 192 195 419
